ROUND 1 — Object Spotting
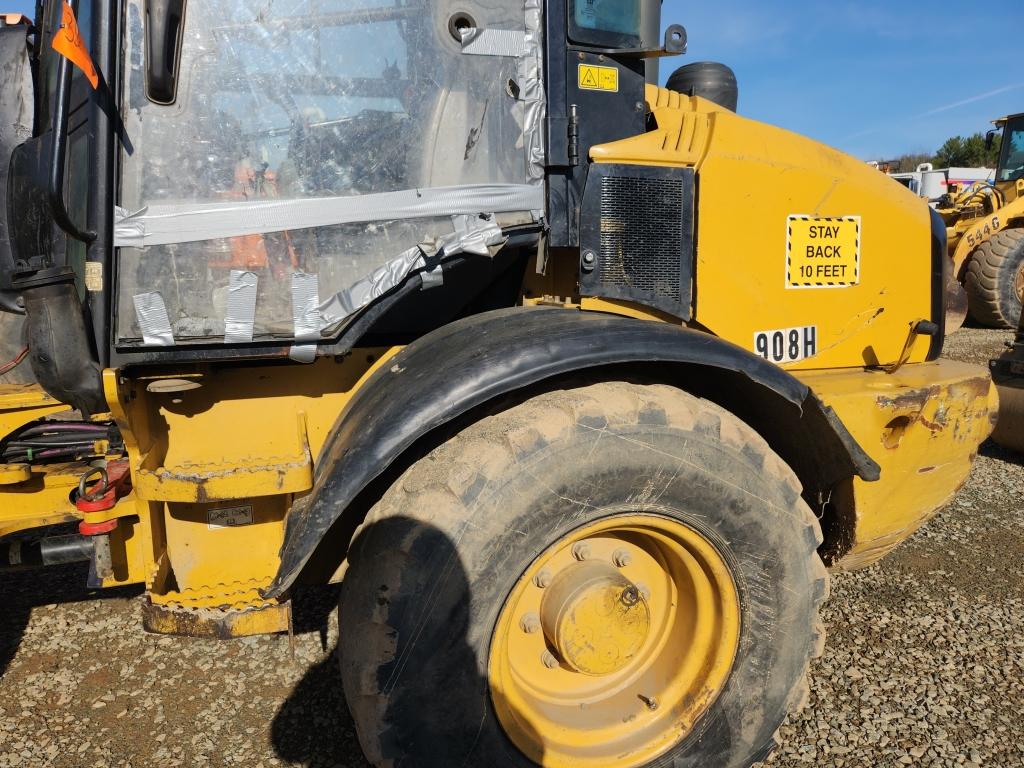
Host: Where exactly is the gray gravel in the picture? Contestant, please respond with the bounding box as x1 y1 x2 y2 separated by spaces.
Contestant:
1 326 1022 768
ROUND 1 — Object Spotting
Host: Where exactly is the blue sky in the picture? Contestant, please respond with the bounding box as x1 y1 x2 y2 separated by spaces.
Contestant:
12 0 1022 161
659 1 1024 160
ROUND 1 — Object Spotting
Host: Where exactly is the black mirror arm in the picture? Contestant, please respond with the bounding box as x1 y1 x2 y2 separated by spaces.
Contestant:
48 0 96 245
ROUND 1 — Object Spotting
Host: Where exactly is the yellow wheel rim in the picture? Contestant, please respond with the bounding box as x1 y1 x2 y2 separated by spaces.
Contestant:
489 513 741 767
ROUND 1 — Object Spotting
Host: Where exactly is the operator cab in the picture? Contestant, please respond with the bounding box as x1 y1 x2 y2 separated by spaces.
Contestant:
0 0 683 412
993 112 1024 184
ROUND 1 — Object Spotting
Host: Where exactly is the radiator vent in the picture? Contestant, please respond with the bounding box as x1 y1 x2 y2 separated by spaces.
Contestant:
580 164 694 319
599 175 685 302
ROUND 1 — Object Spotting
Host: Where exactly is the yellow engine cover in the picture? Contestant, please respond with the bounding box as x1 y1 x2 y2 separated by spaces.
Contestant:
591 86 935 371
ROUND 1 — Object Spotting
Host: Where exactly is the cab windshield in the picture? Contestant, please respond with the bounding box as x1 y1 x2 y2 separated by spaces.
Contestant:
996 116 1024 183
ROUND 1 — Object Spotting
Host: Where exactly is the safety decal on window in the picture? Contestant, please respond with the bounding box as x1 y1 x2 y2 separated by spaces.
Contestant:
786 215 860 288
754 325 817 364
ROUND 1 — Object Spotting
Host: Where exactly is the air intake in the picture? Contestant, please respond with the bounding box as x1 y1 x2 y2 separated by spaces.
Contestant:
579 164 695 319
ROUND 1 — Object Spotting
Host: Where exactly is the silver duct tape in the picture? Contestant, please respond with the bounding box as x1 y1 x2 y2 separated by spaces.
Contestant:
224 270 258 343
520 0 546 185
319 245 425 328
319 214 505 329
448 213 504 255
420 263 444 288
289 344 316 363
132 292 174 346
114 183 543 248
290 272 321 363
459 27 528 57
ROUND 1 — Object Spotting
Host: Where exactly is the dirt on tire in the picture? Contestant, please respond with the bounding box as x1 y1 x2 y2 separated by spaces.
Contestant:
338 381 827 768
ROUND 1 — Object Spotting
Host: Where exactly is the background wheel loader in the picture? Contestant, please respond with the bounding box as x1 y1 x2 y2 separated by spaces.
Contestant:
0 0 997 766
939 112 1024 328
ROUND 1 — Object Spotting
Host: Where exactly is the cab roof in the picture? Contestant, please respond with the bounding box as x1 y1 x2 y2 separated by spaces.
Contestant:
994 112 1024 125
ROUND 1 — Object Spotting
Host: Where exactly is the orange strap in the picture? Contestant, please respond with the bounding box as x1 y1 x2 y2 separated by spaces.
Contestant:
51 1 98 89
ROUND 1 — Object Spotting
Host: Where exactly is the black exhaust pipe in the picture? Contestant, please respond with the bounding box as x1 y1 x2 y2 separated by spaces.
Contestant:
0 533 94 570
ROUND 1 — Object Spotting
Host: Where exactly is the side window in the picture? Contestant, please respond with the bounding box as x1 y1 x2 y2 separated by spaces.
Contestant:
1002 126 1024 182
116 0 536 347
65 126 90 296
569 0 641 48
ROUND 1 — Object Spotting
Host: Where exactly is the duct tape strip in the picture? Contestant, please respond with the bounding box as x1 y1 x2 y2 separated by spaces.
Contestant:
132 292 174 346
290 272 321 363
224 270 259 343
459 27 528 57
318 245 425 329
420 262 444 289
114 183 543 248
520 0 546 186
448 212 504 256
318 213 505 330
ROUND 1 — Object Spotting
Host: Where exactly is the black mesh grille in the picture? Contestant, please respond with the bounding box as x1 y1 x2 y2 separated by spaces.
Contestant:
598 175 684 301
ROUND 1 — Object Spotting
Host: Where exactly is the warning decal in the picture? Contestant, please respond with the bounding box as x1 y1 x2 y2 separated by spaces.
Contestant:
578 63 618 92
208 505 254 530
786 215 860 288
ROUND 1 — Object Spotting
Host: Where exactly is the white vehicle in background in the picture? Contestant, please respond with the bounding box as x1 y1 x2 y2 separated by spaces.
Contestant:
890 163 994 202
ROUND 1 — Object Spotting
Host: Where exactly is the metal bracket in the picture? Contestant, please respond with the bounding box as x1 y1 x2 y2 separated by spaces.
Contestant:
884 319 939 374
577 24 686 59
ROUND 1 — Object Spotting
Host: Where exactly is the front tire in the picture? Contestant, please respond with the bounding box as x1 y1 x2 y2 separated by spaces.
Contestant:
965 229 1024 328
339 382 827 767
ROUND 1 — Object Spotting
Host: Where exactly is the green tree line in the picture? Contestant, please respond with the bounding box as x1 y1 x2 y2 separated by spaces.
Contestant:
892 132 1002 172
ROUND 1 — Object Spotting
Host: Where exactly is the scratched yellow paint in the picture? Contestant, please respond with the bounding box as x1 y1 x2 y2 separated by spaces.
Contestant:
797 359 996 569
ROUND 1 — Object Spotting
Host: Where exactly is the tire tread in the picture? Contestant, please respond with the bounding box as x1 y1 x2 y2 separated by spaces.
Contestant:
965 228 1024 328
342 382 828 768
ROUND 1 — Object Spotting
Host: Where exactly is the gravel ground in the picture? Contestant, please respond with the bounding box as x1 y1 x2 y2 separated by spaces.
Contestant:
1 326 1022 768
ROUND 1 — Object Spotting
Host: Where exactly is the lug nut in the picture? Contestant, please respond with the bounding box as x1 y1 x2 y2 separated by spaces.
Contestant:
541 650 559 669
572 542 591 561
533 569 552 588
520 612 540 634
612 548 632 567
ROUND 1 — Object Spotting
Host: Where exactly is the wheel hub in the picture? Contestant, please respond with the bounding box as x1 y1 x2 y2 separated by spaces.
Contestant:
540 561 650 675
489 513 741 767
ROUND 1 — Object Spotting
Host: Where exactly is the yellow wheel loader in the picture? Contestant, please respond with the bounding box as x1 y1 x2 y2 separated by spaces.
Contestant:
939 112 1024 328
0 0 996 766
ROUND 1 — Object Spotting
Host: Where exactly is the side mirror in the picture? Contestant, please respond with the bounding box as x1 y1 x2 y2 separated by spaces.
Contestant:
985 129 997 152
144 0 187 105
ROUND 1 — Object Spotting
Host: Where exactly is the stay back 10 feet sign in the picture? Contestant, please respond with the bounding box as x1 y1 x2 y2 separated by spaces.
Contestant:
786 215 860 288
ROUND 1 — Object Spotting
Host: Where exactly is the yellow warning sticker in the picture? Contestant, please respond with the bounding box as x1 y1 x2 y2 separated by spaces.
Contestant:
578 64 618 92
786 215 860 288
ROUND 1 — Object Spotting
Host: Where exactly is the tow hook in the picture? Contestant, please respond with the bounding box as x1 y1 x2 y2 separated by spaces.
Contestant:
75 460 132 581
